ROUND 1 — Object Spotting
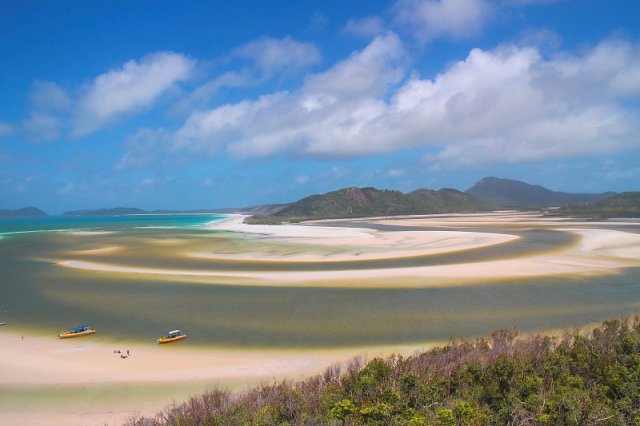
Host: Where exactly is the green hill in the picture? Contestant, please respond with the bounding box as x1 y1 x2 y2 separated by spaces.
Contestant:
246 186 492 223
466 177 614 209
557 192 640 218
0 207 48 218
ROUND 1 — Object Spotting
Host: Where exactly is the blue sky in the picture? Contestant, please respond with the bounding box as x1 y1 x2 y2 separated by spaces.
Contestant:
1 0 639 213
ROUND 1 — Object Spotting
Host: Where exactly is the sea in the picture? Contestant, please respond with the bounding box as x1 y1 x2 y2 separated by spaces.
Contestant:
1 214 640 349
0 213 226 235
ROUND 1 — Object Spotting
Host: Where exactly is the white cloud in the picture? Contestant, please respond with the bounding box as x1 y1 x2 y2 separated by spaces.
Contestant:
24 113 62 142
344 16 387 37
74 52 195 136
174 33 407 157
29 81 71 111
394 0 493 43
232 36 321 77
135 35 640 170
172 70 254 114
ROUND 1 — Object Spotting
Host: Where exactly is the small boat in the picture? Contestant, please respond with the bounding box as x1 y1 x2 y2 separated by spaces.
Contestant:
158 329 187 344
58 324 96 339
0 322 5 326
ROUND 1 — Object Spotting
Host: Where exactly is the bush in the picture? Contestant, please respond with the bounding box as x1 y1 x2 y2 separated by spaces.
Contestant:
125 315 640 426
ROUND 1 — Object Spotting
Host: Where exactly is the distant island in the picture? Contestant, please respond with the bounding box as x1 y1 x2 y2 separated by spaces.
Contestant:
466 176 615 209
0 207 48 218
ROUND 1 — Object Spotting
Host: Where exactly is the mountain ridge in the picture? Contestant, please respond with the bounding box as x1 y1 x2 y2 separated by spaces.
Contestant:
466 177 615 208
246 186 493 223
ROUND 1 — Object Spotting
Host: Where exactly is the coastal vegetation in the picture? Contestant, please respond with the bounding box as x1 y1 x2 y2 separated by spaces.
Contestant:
557 192 640 218
127 315 640 425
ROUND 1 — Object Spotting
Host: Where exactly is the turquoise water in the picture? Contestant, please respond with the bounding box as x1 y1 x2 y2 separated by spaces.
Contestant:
0 213 225 235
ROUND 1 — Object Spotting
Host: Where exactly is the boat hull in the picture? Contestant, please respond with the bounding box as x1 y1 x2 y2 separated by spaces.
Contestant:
157 334 187 344
58 329 96 339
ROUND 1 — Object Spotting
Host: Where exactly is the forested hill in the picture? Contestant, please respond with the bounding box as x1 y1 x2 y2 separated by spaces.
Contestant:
557 192 640 218
0 206 48 218
466 177 614 208
247 187 492 223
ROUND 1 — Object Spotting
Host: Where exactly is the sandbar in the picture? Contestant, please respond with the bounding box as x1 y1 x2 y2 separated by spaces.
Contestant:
58 216 640 287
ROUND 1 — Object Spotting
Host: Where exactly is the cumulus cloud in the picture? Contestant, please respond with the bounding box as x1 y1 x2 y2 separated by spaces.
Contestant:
174 33 407 157
170 70 255 115
344 16 387 37
167 35 640 169
394 0 493 43
73 52 194 136
173 38 320 114
232 36 321 77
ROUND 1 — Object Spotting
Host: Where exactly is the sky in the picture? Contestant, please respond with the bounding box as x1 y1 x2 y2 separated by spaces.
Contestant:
1 0 639 213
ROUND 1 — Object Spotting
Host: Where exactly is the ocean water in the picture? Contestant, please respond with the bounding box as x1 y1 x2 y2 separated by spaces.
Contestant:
0 213 225 235
1 215 640 349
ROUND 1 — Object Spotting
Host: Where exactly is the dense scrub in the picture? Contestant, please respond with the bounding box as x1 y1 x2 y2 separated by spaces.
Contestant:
126 317 640 425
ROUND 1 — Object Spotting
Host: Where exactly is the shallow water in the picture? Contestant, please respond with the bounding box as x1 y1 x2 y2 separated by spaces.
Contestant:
1 215 639 348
